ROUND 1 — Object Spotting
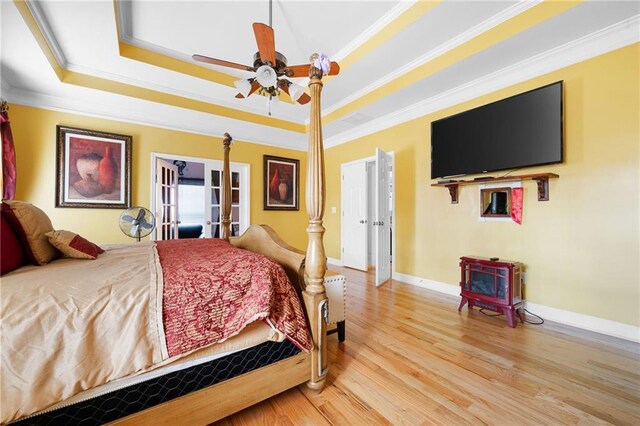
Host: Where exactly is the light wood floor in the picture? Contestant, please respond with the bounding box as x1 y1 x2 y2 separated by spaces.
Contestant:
217 267 640 425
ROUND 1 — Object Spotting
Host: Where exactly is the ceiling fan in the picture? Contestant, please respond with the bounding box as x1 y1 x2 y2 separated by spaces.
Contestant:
192 0 339 108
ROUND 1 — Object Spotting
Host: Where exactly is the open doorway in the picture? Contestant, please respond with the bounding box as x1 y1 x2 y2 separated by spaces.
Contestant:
174 160 206 238
341 149 394 286
150 152 250 240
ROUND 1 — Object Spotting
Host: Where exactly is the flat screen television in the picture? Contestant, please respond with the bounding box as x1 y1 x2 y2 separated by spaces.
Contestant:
431 81 563 179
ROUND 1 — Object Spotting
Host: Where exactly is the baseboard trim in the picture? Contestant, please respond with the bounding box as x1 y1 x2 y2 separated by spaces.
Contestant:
392 272 640 343
522 302 640 343
392 272 459 297
327 257 343 267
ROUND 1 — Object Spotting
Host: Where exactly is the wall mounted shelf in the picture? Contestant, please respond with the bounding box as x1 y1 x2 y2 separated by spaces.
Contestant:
431 173 559 204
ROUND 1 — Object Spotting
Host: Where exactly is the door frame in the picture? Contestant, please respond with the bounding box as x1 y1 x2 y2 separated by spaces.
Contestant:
150 152 250 240
339 152 395 276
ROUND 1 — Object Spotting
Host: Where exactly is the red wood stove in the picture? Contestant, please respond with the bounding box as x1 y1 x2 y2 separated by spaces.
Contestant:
459 256 524 328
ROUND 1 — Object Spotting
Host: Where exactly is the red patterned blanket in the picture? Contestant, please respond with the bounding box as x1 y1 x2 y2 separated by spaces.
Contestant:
156 238 312 357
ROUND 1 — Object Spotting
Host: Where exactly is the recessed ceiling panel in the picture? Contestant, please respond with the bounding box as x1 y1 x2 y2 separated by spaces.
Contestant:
128 1 399 70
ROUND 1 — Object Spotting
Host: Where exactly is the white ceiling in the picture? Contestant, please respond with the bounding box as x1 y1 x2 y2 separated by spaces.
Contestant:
1 0 639 150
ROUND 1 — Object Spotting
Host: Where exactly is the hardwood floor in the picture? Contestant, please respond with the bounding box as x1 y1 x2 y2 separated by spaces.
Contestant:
216 267 640 425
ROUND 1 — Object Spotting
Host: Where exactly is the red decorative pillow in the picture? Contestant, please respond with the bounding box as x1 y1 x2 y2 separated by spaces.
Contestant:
1 204 27 275
45 230 104 260
3 200 59 265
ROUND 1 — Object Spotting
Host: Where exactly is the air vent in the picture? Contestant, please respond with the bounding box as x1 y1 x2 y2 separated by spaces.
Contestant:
340 112 372 125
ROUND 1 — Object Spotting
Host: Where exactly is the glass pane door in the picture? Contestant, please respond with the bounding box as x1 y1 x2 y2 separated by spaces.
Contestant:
204 162 248 238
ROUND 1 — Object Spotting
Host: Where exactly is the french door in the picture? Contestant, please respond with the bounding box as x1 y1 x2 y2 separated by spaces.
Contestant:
155 158 179 240
204 163 248 238
152 154 249 241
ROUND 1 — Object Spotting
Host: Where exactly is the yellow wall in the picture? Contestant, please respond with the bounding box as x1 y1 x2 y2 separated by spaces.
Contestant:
8 105 309 250
324 44 639 327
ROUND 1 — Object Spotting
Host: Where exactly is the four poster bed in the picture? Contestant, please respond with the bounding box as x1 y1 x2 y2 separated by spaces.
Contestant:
1 62 330 424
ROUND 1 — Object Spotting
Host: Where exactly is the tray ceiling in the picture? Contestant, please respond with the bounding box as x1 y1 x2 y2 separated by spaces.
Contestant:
1 0 638 150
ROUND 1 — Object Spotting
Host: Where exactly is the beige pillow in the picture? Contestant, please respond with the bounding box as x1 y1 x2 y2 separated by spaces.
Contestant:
46 230 104 260
3 200 59 265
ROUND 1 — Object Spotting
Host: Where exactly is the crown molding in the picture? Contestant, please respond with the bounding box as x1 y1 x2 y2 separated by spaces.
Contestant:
320 0 541 120
3 85 307 151
0 75 13 98
332 0 419 63
115 0 132 42
325 14 640 149
25 0 67 67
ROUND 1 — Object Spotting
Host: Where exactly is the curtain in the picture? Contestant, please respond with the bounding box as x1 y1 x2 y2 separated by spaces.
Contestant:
1 106 16 200
511 187 523 225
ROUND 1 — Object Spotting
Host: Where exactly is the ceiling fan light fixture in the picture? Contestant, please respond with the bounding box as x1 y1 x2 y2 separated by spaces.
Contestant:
255 64 277 88
288 82 305 102
234 79 252 97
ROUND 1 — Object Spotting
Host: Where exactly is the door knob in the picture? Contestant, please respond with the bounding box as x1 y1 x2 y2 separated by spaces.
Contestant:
359 220 365 224
206 221 212 225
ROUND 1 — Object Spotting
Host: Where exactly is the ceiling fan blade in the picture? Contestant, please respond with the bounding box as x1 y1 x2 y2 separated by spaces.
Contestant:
252 23 276 66
327 61 340 76
296 93 311 105
283 64 309 78
285 61 341 78
235 80 261 99
192 54 255 72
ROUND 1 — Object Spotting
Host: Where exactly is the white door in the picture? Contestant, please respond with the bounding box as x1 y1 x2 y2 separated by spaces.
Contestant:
342 161 368 271
204 163 249 238
375 148 392 286
155 158 179 240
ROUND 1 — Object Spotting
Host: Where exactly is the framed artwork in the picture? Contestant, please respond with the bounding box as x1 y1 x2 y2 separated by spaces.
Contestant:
55 125 132 208
263 155 299 210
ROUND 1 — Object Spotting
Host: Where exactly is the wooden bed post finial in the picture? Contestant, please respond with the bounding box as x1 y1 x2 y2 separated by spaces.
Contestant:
221 133 233 241
304 54 329 391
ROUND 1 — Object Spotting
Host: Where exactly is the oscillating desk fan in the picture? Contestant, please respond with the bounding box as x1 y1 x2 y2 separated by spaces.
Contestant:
119 207 155 242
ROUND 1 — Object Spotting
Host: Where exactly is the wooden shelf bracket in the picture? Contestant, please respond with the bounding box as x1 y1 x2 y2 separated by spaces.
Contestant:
533 176 550 201
447 185 459 204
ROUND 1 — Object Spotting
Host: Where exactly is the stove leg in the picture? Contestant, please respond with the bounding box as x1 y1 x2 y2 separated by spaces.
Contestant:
503 307 517 328
458 296 469 311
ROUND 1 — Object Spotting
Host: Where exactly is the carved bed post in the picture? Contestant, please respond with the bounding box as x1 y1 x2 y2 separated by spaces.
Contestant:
221 132 233 241
304 56 329 391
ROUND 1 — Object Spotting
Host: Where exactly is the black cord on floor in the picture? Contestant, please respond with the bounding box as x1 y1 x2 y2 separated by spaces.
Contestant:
523 308 544 325
478 307 544 325
479 308 503 317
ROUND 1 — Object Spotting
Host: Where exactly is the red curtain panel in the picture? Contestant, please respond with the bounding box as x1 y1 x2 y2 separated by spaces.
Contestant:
1 110 16 200
511 187 523 224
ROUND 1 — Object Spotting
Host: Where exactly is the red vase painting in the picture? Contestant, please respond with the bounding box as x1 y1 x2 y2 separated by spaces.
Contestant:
99 145 117 194
269 167 280 198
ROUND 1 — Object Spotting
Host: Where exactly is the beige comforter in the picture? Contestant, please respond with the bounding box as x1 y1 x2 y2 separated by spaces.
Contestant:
1 243 166 423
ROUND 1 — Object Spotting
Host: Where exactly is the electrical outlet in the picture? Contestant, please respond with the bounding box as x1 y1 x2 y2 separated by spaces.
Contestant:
331 206 337 214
